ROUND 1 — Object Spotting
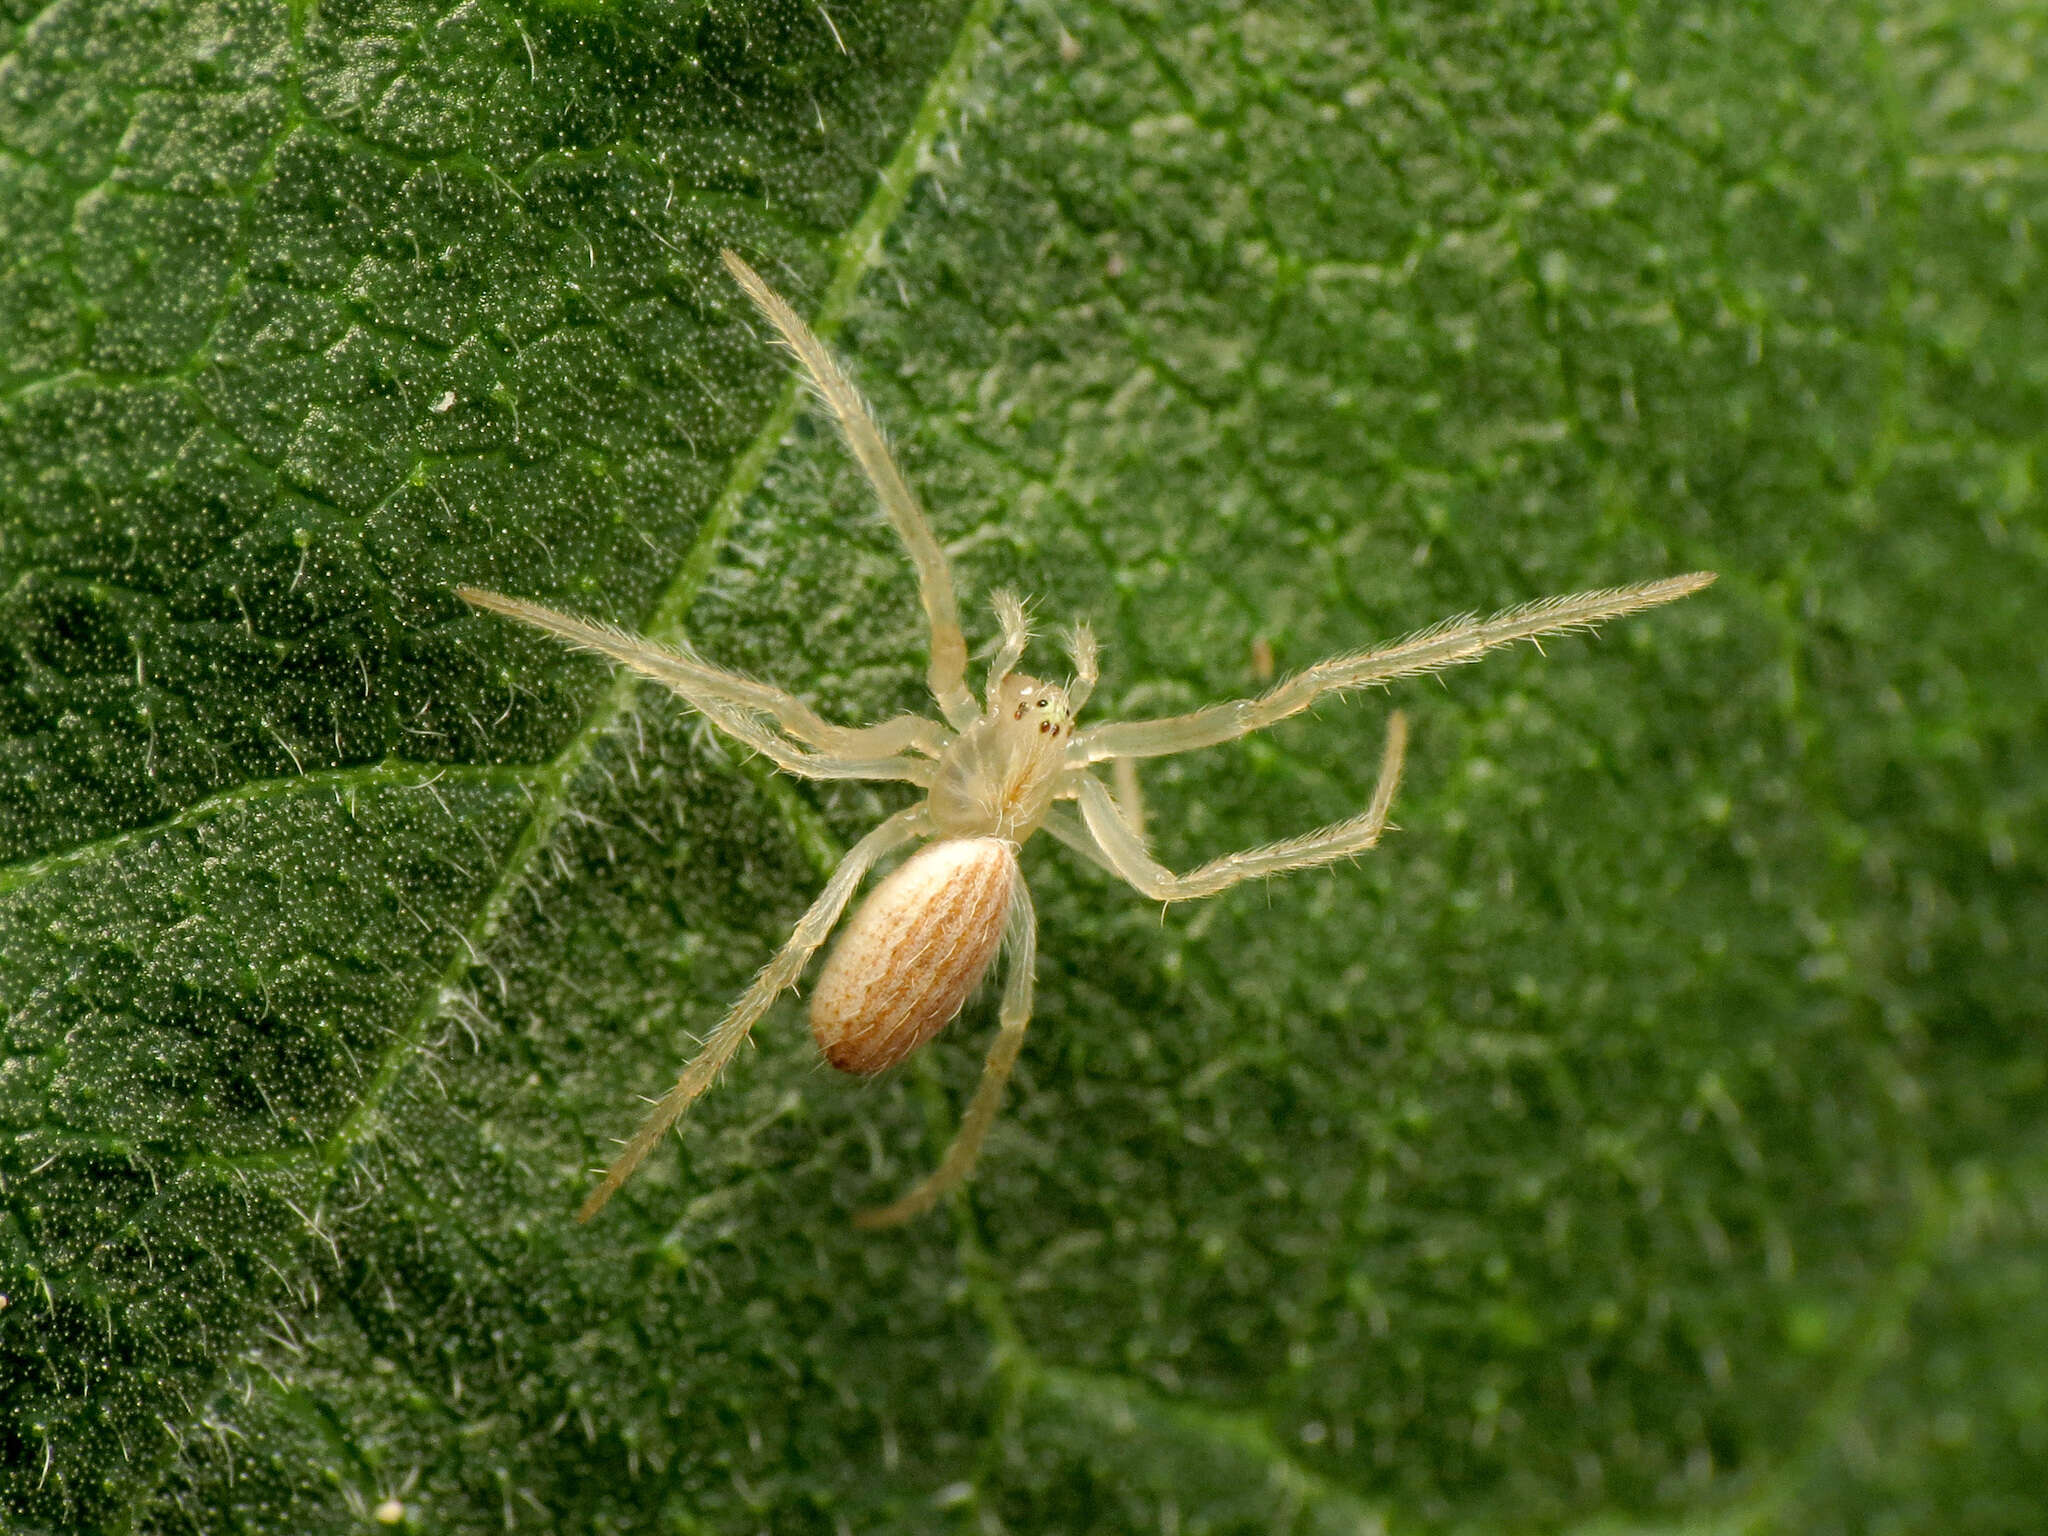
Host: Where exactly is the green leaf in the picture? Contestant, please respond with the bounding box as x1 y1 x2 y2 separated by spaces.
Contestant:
4 0 2043 1532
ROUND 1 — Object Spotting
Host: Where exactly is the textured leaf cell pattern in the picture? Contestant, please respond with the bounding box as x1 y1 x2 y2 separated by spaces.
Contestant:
2 0 2044 1533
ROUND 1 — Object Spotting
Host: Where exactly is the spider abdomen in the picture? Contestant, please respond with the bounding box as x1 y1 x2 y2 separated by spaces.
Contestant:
810 837 1017 1076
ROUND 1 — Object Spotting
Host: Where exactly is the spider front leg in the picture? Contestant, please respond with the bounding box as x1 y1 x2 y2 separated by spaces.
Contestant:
578 807 929 1221
855 874 1037 1228
1069 574 1713 765
722 251 978 730
1074 713 1408 902
457 587 950 767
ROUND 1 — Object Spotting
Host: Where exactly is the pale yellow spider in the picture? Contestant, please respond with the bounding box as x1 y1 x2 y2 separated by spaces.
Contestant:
459 251 1715 1229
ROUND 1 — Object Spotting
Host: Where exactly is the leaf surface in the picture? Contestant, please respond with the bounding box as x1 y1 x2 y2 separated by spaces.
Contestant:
2 0 2044 1531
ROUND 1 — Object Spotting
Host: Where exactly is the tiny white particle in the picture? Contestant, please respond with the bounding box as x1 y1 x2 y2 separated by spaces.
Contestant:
430 390 457 414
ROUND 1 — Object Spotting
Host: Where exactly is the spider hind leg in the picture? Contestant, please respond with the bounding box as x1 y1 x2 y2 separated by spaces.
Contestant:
855 874 1038 1228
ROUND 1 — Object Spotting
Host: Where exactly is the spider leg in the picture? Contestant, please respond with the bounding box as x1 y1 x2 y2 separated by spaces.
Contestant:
1112 757 1146 843
1039 805 1120 877
578 807 929 1221
457 588 945 781
721 251 979 731
855 872 1037 1228
696 714 935 786
1068 573 1713 765
1074 712 1407 901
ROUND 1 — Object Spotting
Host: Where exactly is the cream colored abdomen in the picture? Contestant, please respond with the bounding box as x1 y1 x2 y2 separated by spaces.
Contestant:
810 838 1017 1075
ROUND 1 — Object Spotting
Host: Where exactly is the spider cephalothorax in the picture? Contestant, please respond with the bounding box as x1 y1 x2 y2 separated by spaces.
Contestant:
458 251 1714 1228
926 667 1078 842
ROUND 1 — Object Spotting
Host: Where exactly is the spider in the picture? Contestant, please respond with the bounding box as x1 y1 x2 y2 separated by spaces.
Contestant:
459 251 1715 1229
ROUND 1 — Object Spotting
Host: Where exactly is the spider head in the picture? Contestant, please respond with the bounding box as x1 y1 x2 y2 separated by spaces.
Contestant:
990 673 1075 743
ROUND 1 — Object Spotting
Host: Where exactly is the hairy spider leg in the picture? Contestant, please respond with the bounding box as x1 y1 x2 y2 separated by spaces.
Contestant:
855 871 1038 1228
1076 712 1408 902
1070 574 1714 765
455 588 946 778
577 807 930 1221
722 250 978 731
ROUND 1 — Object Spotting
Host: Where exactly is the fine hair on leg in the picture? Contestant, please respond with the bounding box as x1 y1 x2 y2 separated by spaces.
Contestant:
578 807 928 1221
855 872 1038 1228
